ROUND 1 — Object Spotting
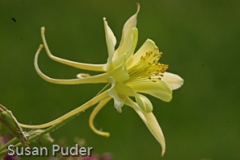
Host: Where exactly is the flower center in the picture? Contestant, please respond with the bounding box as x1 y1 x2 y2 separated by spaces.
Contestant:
127 47 168 83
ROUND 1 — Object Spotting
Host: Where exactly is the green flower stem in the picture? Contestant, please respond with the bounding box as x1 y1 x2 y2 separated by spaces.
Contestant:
0 112 76 157
19 90 108 129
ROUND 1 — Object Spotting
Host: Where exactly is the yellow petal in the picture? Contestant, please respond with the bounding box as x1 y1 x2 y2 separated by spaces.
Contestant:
89 97 111 137
113 3 140 61
115 82 135 96
162 72 184 90
141 111 166 156
125 97 166 156
34 45 108 84
41 27 104 72
135 93 153 113
102 18 117 71
124 27 138 61
107 55 129 82
127 39 157 68
107 77 125 113
127 79 172 102
20 90 110 129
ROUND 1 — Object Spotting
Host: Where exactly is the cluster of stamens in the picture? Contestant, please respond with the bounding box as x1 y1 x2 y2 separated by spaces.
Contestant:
128 47 168 82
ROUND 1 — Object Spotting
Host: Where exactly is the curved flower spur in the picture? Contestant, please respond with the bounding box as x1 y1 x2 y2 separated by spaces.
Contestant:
29 3 183 156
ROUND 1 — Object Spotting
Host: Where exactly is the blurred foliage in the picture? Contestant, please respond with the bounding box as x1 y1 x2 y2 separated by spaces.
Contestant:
0 0 240 159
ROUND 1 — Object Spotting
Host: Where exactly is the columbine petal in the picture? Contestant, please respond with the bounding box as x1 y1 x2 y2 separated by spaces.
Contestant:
107 77 125 113
128 80 172 102
116 27 139 64
35 45 109 84
113 3 140 61
111 28 138 68
41 27 104 72
103 18 117 71
124 27 138 61
126 39 157 68
140 111 166 156
114 82 135 97
89 97 111 137
125 97 166 156
135 93 153 113
161 72 184 90
107 56 129 82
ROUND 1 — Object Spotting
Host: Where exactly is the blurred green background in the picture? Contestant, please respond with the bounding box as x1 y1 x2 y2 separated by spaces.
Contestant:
1 0 240 160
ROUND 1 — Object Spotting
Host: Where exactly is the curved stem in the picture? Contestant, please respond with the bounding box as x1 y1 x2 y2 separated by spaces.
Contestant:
19 90 109 129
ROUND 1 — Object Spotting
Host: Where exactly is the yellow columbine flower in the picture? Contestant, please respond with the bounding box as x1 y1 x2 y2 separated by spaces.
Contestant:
33 3 183 156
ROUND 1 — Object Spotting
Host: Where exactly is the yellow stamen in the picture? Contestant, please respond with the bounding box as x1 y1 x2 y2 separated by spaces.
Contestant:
128 50 168 82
